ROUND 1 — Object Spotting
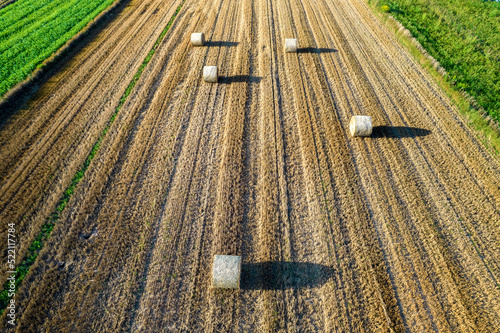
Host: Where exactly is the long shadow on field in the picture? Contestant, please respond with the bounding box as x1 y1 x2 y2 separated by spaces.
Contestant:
371 125 431 138
204 41 239 47
241 261 333 290
297 47 338 53
219 75 262 84
0 0 132 127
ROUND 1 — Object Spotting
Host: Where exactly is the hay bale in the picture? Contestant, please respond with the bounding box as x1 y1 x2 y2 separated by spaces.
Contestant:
191 33 205 46
285 39 297 53
212 255 241 289
203 66 218 83
350 116 373 137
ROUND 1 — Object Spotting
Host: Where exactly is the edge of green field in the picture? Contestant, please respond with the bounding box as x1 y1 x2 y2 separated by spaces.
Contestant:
0 0 119 100
368 0 500 156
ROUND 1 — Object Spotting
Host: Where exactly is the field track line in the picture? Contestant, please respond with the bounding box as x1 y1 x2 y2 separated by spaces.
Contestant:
0 0 179 283
0 0 186 318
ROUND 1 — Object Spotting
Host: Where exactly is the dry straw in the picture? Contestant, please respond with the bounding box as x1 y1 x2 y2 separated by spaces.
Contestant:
285 39 298 53
191 33 205 46
350 116 373 137
212 255 241 289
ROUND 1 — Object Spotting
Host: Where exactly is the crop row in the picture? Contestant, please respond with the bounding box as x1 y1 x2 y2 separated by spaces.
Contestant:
0 0 116 98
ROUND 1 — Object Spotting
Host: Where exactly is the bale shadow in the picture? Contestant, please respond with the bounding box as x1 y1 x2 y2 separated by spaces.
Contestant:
241 261 333 290
297 47 337 53
219 75 262 84
371 126 431 138
204 41 239 47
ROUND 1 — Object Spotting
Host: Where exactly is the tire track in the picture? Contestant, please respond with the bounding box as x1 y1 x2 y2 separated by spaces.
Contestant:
0 0 182 280
1 0 189 330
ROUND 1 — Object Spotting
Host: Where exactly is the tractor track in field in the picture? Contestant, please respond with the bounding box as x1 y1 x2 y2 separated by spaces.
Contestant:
1 0 500 331
0 0 183 282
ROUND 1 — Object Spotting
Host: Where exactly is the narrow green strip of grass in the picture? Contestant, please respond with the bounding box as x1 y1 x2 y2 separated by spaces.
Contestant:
0 0 186 315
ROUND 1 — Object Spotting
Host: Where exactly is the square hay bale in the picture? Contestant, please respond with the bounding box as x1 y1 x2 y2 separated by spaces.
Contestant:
191 33 205 46
203 66 218 83
212 255 241 289
285 39 298 53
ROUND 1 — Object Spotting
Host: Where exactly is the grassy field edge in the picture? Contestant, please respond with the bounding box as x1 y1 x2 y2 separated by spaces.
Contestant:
0 0 125 113
367 0 500 156
0 0 17 11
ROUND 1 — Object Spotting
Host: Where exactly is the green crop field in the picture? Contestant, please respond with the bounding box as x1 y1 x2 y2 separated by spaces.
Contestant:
376 0 500 122
0 0 116 98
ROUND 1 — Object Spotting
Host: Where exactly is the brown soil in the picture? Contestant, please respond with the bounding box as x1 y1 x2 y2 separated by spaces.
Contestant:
1 0 499 331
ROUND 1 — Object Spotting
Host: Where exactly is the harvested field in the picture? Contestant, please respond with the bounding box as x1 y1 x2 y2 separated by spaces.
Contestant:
1 0 500 331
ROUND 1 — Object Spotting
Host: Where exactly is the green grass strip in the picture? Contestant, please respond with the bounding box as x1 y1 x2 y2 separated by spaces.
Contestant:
0 0 186 315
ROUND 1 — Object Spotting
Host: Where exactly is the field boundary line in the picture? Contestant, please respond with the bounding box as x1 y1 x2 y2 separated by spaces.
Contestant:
0 0 187 315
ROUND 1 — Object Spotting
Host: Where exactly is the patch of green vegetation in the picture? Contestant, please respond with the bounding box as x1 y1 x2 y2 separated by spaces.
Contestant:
0 0 186 315
0 0 117 99
370 0 500 155
376 0 500 122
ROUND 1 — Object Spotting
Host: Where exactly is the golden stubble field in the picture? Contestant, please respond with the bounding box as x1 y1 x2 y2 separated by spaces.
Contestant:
0 0 500 331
